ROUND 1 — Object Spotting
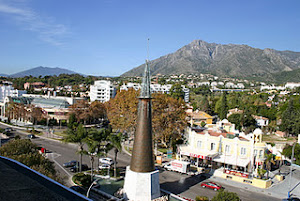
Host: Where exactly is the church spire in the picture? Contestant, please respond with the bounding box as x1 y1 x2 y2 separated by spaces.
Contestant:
129 56 155 173
140 60 151 98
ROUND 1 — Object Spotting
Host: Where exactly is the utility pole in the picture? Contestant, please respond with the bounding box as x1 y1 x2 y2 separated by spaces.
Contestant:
288 143 296 198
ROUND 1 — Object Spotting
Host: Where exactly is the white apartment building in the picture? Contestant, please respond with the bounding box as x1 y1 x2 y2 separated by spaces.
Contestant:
0 82 26 102
90 80 116 103
120 82 190 102
285 82 300 89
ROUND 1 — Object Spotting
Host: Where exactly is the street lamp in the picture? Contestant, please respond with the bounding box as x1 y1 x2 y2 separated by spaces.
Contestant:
86 178 100 198
288 143 296 198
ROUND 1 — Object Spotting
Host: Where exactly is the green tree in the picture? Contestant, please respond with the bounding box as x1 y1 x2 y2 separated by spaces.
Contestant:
211 189 240 201
108 132 123 178
170 83 184 100
228 113 242 131
0 139 60 181
215 92 228 120
265 153 275 178
87 128 111 171
190 95 211 114
68 113 78 130
280 98 300 136
63 124 87 172
240 108 256 133
282 143 300 165
191 85 211 95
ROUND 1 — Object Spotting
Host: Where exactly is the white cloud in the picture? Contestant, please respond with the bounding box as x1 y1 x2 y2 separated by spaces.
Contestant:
0 0 68 46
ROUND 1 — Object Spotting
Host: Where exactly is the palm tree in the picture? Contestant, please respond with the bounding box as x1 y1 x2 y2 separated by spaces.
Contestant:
87 128 111 166
63 124 87 172
83 136 98 181
108 132 123 178
265 153 274 178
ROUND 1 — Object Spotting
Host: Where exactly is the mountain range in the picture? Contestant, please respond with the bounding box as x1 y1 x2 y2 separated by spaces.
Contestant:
122 40 300 83
5 67 79 78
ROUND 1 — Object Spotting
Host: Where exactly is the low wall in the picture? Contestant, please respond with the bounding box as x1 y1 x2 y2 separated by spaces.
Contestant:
214 169 272 189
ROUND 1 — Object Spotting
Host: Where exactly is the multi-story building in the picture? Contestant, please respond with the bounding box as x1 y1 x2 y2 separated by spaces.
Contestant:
285 82 300 89
179 127 267 173
90 80 116 103
120 82 190 102
24 82 45 90
0 81 26 102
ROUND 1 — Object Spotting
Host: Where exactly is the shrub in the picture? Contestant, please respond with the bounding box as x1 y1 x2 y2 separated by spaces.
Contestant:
73 173 92 187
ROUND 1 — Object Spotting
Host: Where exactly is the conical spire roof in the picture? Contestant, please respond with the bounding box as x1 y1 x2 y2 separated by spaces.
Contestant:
139 60 151 98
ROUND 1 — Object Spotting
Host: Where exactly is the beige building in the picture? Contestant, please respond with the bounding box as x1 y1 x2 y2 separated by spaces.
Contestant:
179 127 267 173
186 110 214 126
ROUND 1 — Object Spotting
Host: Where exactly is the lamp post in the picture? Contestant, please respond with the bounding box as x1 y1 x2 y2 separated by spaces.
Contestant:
86 178 100 198
288 143 296 198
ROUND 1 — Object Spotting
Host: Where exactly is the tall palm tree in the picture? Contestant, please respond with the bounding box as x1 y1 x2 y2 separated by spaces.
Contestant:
108 132 123 178
265 153 274 179
63 124 87 172
83 136 98 181
86 128 111 173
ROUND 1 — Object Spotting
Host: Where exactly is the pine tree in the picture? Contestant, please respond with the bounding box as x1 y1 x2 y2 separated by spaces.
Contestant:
219 92 228 120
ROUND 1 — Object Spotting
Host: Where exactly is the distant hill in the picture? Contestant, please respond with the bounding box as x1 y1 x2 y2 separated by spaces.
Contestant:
10 66 80 78
0 74 8 77
122 40 300 82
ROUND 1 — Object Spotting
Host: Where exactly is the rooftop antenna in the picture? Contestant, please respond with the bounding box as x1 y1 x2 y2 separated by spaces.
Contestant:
140 38 151 98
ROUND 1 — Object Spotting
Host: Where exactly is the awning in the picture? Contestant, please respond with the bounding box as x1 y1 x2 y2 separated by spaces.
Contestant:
213 154 250 167
179 146 218 160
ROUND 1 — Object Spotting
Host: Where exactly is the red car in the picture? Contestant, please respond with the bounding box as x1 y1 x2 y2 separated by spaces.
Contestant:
200 182 223 191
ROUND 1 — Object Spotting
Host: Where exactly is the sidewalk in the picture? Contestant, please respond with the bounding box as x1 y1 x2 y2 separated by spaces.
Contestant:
208 166 300 199
0 121 78 148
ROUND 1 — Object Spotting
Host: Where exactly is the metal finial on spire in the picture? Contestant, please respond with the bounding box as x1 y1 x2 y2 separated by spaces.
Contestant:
140 39 151 98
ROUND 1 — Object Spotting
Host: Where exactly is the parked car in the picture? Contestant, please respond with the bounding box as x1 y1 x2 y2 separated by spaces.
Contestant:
99 157 114 165
70 164 88 172
63 160 78 168
99 164 110 169
4 128 13 135
200 182 223 191
27 134 36 139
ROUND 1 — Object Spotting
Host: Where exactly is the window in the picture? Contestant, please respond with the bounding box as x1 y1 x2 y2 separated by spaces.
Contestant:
197 141 202 148
259 150 263 158
225 145 230 153
211 143 216 150
240 147 246 155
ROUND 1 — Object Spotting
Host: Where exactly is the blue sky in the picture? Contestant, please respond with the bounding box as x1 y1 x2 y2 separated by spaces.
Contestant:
0 0 299 76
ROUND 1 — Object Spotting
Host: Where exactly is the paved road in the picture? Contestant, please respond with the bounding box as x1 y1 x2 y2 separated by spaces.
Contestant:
159 169 280 201
0 124 283 201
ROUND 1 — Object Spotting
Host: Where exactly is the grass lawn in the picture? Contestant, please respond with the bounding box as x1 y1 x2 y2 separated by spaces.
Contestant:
262 134 296 142
157 148 169 154
51 129 68 138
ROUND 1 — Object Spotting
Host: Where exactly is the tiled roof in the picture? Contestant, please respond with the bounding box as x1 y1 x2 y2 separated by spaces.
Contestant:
192 128 249 141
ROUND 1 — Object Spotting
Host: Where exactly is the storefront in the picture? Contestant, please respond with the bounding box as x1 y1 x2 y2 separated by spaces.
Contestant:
179 150 217 168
